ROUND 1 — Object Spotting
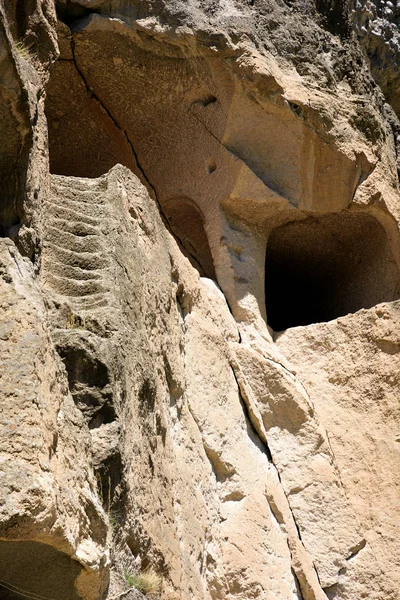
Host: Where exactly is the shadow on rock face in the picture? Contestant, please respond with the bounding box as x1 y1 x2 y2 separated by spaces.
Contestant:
0 541 83 600
164 197 216 280
45 58 138 179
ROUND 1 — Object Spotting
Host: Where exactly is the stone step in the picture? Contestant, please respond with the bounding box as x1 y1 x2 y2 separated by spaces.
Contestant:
44 272 108 297
47 260 105 282
48 216 101 237
44 225 102 254
51 174 108 194
42 242 108 270
46 204 102 226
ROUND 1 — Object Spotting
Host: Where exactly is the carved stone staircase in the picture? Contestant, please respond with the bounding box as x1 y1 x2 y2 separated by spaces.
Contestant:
41 175 111 312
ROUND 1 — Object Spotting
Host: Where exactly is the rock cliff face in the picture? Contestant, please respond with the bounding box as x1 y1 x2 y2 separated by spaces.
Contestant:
1 1 400 599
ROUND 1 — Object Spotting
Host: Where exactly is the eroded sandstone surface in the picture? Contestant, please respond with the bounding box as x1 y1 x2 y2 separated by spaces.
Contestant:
1 1 400 599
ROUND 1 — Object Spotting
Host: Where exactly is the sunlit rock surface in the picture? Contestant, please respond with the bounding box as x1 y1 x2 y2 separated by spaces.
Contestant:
1 1 400 599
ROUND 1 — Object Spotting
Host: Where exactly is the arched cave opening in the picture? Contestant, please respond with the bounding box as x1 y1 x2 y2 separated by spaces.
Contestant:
0 540 83 600
265 212 400 331
164 198 216 280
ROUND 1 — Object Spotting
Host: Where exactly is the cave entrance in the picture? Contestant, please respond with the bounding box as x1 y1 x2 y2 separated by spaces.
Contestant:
265 212 400 331
0 540 83 600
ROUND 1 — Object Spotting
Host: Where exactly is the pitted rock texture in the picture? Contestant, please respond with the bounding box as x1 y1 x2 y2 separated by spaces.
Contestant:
1 1 400 600
0 238 108 600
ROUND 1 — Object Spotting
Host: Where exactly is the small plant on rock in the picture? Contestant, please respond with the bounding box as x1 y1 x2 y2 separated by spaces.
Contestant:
125 567 162 596
15 41 30 60
108 508 122 532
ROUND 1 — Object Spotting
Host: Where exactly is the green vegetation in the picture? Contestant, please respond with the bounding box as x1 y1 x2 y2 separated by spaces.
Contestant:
15 41 30 60
125 567 162 596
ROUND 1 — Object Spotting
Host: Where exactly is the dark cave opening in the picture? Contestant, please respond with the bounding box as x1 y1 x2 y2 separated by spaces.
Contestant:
265 213 400 331
55 4 97 27
0 541 82 600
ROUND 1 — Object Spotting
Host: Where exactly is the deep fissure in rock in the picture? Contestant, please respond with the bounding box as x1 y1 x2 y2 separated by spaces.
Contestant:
265 212 400 331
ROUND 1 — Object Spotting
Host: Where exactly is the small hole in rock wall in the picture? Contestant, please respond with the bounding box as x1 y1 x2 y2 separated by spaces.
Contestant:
208 160 217 174
201 95 217 106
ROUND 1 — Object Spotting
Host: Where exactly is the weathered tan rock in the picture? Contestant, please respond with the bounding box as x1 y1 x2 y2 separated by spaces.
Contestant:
0 238 108 600
276 307 400 600
38 166 306 599
1 1 400 599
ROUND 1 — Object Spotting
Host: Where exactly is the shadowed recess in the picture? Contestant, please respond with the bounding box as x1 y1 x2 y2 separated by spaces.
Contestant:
315 0 351 37
54 339 117 429
265 212 400 331
45 58 137 178
0 20 31 234
164 197 216 280
0 541 83 600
